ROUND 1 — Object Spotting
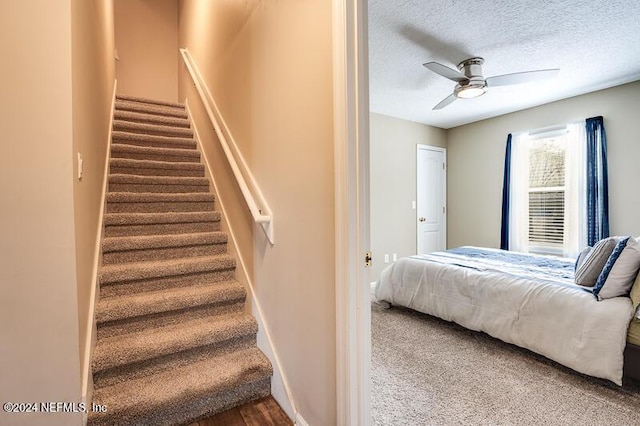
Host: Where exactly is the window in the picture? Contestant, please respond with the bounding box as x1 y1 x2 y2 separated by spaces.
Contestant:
527 136 566 253
507 123 586 257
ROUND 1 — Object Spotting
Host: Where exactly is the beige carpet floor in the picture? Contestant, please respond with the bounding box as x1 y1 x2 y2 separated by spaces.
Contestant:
371 302 640 426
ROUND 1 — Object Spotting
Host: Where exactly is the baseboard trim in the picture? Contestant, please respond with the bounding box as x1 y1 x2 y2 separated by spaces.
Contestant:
186 100 297 421
81 79 117 414
295 413 310 426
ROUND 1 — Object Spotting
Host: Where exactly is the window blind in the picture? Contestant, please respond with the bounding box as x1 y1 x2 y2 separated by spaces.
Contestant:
529 190 564 246
528 138 566 249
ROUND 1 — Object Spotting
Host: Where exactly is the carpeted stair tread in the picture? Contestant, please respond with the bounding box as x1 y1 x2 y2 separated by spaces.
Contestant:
104 211 220 225
93 337 265 391
92 312 258 373
114 120 193 138
96 280 246 324
114 110 190 128
88 347 271 425
109 182 209 194
101 233 228 264
105 194 215 215
99 255 235 285
108 173 209 187
103 231 227 252
104 209 221 237
115 100 188 119
116 94 185 109
112 131 197 149
109 158 204 173
111 143 200 160
96 300 245 339
106 192 213 204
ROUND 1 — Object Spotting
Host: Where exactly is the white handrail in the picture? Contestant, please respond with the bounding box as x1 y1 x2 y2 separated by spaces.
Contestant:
180 48 274 244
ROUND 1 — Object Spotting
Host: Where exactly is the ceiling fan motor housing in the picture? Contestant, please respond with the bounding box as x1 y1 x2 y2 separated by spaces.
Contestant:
455 57 487 98
457 57 485 78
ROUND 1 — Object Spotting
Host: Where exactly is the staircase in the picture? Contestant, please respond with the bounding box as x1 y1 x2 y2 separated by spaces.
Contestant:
88 95 272 425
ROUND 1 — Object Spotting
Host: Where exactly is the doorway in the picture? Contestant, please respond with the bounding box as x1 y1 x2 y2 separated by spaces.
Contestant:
417 145 447 254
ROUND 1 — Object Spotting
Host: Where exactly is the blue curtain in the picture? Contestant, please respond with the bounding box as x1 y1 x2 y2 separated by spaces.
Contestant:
585 116 609 246
500 134 512 250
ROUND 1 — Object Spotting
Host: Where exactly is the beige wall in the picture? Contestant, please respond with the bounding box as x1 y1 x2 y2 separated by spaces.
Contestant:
447 81 640 249
370 113 446 279
0 1 82 425
115 0 178 102
71 0 115 392
178 1 336 423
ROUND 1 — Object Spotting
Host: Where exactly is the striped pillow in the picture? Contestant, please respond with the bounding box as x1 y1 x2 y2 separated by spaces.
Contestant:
575 246 592 271
574 237 619 287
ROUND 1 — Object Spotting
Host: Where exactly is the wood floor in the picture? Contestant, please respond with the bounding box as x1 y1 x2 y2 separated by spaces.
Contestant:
189 396 293 426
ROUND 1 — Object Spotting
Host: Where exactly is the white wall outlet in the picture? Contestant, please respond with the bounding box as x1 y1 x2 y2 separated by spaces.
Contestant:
412 200 416 209
384 254 389 263
392 253 397 261
77 152 83 180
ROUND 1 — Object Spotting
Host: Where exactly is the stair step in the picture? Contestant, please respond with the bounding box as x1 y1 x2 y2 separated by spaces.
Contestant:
88 347 271 426
112 131 197 150
93 335 258 390
116 94 185 109
102 231 226 253
109 158 205 177
114 120 193 138
99 255 235 286
102 231 227 264
104 212 221 237
104 211 219 226
106 192 215 214
114 110 190 128
111 143 200 163
115 100 188 119
96 280 246 325
109 174 208 186
97 297 246 338
108 174 209 194
106 192 214 203
93 313 257 374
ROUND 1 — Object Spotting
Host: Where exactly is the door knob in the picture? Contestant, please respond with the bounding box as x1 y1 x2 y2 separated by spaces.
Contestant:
418 217 426 222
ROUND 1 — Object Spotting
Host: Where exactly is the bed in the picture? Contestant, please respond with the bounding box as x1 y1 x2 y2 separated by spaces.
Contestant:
374 246 639 385
626 317 640 380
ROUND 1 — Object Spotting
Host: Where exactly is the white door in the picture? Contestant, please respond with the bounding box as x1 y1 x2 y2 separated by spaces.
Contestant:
417 145 446 254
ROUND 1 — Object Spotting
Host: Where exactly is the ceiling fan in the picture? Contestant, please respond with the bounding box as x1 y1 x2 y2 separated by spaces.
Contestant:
423 57 559 110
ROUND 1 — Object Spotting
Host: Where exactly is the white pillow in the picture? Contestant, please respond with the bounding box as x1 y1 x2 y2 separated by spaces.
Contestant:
595 237 640 300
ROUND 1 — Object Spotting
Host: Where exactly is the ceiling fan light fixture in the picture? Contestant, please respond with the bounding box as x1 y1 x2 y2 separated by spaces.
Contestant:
455 83 487 99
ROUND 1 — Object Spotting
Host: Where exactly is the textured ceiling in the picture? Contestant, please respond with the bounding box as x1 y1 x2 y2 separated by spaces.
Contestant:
369 0 640 129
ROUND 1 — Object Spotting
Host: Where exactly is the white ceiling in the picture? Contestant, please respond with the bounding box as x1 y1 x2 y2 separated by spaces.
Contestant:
368 0 640 129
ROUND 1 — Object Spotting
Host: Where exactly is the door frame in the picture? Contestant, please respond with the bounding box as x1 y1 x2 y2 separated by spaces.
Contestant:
333 0 370 425
416 144 447 253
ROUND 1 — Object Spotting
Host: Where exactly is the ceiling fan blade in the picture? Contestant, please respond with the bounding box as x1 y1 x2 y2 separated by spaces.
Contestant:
433 93 457 110
486 69 560 87
423 62 467 82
